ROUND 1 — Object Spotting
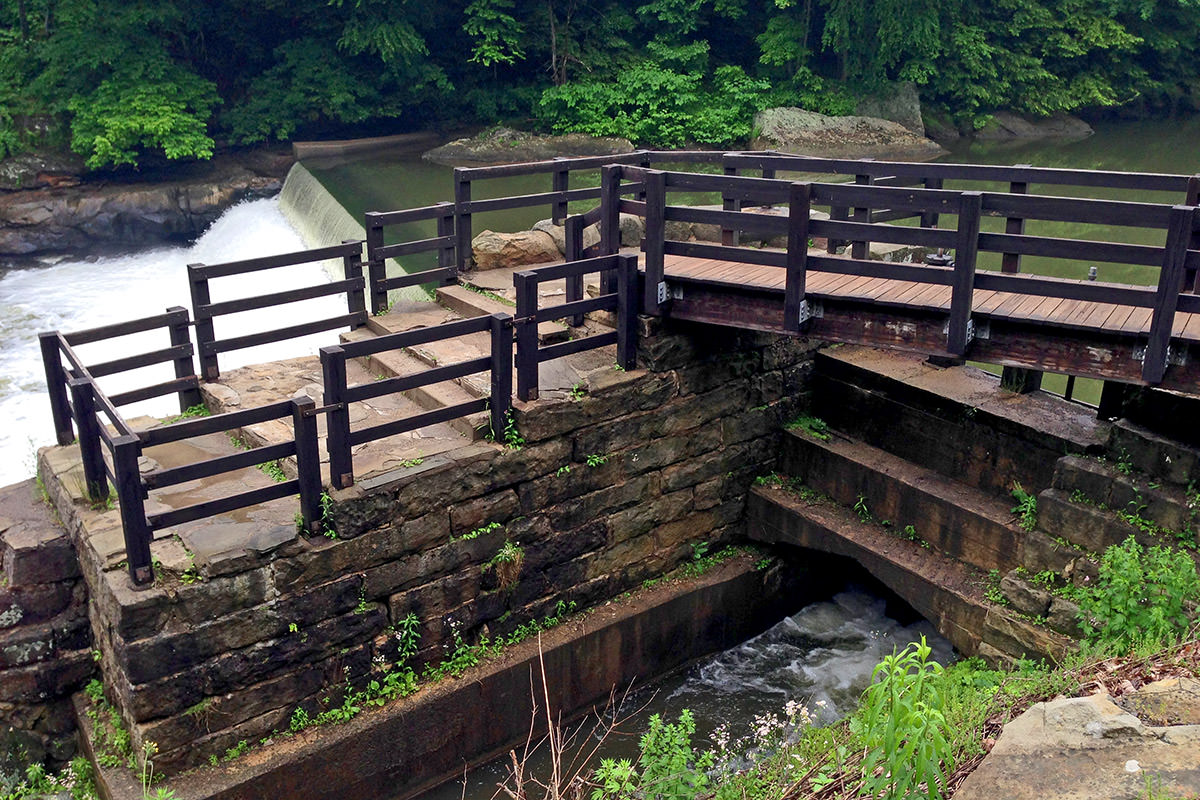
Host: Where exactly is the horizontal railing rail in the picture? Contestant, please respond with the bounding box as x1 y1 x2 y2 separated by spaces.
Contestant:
364 202 458 315
513 253 639 401
320 313 513 489
189 241 367 379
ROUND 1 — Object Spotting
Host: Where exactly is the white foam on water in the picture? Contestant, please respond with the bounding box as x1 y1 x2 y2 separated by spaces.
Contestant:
0 197 346 487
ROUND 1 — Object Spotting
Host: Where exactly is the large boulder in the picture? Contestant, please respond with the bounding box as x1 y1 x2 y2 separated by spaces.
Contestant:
752 108 944 160
975 112 1093 141
471 229 561 270
424 127 634 166
855 82 925 135
532 218 600 254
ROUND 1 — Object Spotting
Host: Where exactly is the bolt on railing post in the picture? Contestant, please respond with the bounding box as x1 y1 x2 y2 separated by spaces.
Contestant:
320 345 354 489
489 313 514 439
68 378 108 503
947 192 982 357
784 182 812 332
615 254 639 371
454 169 473 272
365 213 388 314
112 434 153 586
291 396 322 536
514 271 540 401
188 263 221 380
166 306 202 412
343 240 367 324
40 332 75 445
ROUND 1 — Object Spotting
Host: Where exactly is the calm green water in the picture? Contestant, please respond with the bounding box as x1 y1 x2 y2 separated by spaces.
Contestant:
303 118 1200 402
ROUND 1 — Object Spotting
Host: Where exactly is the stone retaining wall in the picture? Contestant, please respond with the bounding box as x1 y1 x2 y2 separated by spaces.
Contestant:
49 320 818 773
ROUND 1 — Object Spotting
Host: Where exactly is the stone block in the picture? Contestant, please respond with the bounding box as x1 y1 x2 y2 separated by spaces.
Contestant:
0 582 78 629
981 609 1075 665
523 522 607 573
449 490 520 538
1021 530 1077 574
1000 572 1051 618
547 474 656 532
362 536 484 600
0 649 93 704
0 612 90 669
387 571 482 630
180 522 300 578
606 488 692 545
674 353 761 396
2 525 80 586
1037 489 1126 553
1046 597 1083 639
1051 456 1113 504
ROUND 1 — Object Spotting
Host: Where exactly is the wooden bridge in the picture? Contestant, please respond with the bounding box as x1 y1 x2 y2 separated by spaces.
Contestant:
37 150 1200 585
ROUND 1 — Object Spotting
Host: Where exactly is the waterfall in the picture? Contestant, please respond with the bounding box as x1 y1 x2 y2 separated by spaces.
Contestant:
279 163 428 304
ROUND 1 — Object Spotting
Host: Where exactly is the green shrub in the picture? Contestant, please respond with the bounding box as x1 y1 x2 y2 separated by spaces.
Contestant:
1077 534 1200 653
592 709 714 800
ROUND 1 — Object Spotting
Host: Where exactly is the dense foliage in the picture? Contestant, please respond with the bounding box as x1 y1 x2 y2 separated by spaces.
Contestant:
2 0 1200 168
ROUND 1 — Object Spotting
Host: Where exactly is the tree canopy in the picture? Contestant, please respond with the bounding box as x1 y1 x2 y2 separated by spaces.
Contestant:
2 0 1198 168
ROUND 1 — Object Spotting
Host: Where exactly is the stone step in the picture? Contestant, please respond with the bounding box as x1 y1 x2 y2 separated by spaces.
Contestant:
811 346 1107 499
1107 418 1200 489
1050 453 1197 539
1038 486 1200 561
436 284 570 344
747 484 1073 666
779 427 1024 573
339 328 488 439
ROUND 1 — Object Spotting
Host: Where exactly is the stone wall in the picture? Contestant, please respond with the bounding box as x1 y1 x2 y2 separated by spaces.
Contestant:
0 480 93 781
47 320 819 774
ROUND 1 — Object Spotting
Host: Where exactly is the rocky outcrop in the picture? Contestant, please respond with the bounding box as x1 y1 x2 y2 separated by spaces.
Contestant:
424 127 634 166
956 687 1200 800
855 82 925 135
471 229 562 270
752 108 944 160
974 112 1093 141
0 150 294 259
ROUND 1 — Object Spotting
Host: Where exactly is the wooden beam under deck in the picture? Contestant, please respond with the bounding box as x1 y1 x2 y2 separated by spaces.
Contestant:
655 255 1199 393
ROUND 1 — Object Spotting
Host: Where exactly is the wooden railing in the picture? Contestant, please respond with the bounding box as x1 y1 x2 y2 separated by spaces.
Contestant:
189 241 367 379
364 202 457 315
319 314 514 489
513 254 639 401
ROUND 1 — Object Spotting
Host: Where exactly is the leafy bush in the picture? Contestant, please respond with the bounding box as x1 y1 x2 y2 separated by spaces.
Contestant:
1077 535 1200 653
851 636 950 800
592 709 714 800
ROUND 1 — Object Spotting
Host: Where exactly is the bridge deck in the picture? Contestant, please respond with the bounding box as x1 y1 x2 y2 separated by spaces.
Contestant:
657 253 1200 391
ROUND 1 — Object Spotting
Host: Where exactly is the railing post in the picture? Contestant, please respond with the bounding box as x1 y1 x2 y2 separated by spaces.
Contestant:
489 313 514 438
320 345 354 489
637 150 652 201
40 332 75 445
643 169 667 314
827 204 848 254
112 434 153 586
599 165 622 296
552 157 570 223
1002 165 1031 274
365 212 388 314
722 160 742 247
291 396 322 536
188 263 220 380
166 306 202 412
1186 175 1199 293
563 216 585 327
920 177 943 228
455 168 473 272
68 378 108 502
947 192 982 357
851 164 874 260
785 182 812 332
437 202 458 283
514 271 539 401
615 254 639 371
342 240 367 325
1142 205 1193 384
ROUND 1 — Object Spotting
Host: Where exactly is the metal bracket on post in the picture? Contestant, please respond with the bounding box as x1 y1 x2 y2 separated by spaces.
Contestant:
657 281 669 305
1134 344 1186 367
794 299 813 327
943 318 976 347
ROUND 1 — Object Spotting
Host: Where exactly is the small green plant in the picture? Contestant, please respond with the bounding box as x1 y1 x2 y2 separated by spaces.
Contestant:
221 740 250 763
319 492 337 539
592 709 714 800
852 636 950 800
258 460 287 482
753 472 785 487
853 494 872 524
1077 535 1200 653
612 362 626 372
1011 482 1038 532
484 539 524 589
556 464 571 477
502 411 524 450
164 403 210 424
454 520 502 541
1115 449 1135 475
1069 488 1094 505
984 569 1007 605
787 415 831 441
585 453 608 467
354 584 370 614
463 282 516 307
569 383 586 401
397 457 424 469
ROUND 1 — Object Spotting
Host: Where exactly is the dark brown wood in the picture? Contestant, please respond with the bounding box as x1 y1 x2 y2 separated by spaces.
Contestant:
541 295 617 322
345 357 491 404
188 263 220 380
206 312 366 357
454 168 473 272
199 279 363 319
722 164 742 246
368 202 455 227
921 177 943 228
514 271 539 401
108 376 201 408
350 399 490 447
1142 205 1193 383
600 165 622 299
948 192 983 356
167 306 202 412
973 272 1156 307
982 192 1175 228
664 205 787 236
375 235 456 260
977 232 1162 266
68 378 107 501
644 170 667 314
194 242 361 280
341 315 493 358
343 239 367 322
1188 175 1200 294
365 213 388 314
564 215 585 326
112 434 153 585
144 441 296 490
1002 167 1030 274
62 308 187 346
827 202 849 254
438 206 457 282
40 333 74 445
809 219 957 249
616 254 638 371
139 400 295 448
462 186 601 215
489 313 513 442
378 268 455 292
552 158 570 222
785 182 811 331
292 396 322 537
147 480 299 531
320 345 353 489
851 168 874 260
538 331 619 362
